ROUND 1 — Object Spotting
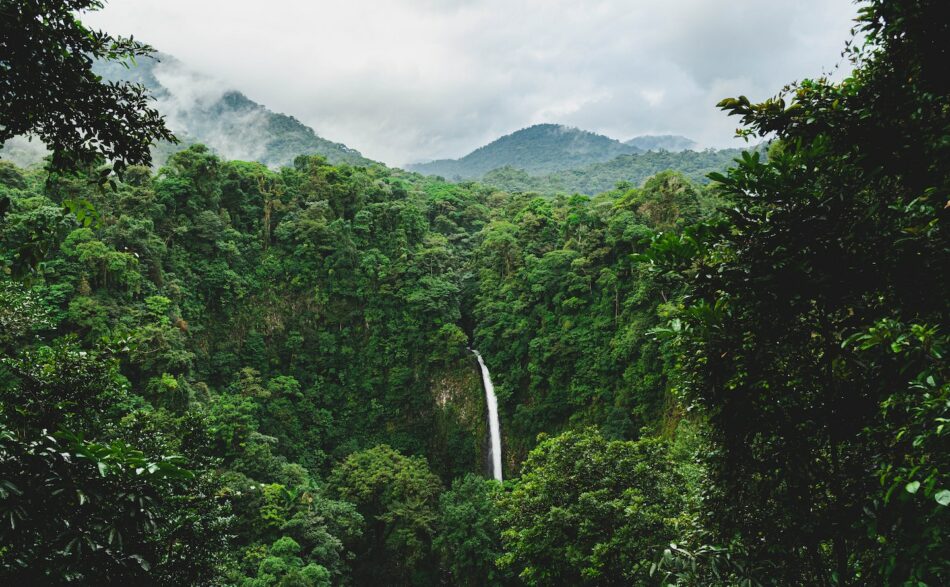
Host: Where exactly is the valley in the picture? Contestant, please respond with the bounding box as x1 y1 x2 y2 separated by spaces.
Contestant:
1 1 947 585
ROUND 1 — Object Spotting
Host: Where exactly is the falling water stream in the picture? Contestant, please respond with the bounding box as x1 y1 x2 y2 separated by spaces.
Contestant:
472 350 503 481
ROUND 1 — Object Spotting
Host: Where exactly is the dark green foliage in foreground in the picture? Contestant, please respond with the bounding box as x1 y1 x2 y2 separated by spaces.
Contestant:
0 0 175 172
2 0 947 584
0 288 228 584
647 0 950 583
435 474 507 586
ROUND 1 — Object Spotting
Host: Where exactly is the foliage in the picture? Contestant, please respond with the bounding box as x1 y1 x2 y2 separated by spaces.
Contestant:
0 0 174 172
647 0 950 583
238 537 331 587
5 2 945 583
0 143 506 583
434 474 507 586
330 445 443 585
472 174 720 462
0 335 227 585
497 429 686 586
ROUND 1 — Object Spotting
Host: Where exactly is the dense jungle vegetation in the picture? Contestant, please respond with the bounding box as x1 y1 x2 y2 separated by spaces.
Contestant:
478 147 748 195
406 125 743 196
1 0 947 585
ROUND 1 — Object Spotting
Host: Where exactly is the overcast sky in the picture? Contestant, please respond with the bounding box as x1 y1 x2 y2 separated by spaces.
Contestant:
84 0 859 167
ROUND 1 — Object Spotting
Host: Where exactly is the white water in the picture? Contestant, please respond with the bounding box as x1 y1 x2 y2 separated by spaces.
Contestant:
473 350 503 481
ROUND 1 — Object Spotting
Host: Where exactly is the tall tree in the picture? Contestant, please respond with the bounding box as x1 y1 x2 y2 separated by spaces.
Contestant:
0 0 174 172
651 0 949 583
330 445 443 585
435 474 507 586
498 429 685 586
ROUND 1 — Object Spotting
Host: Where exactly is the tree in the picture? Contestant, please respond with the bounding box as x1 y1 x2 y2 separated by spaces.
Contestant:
0 0 175 172
648 0 949 583
330 445 442 585
0 331 225 584
618 170 701 231
497 429 686 586
239 536 331 587
434 474 507 586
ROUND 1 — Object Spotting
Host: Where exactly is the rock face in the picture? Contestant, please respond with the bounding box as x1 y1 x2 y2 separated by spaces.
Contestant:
428 357 488 480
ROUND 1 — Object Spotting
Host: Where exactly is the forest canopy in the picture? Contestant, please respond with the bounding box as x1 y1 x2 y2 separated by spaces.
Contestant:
0 0 947 585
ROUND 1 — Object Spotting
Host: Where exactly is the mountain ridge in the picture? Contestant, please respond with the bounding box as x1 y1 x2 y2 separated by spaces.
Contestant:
93 54 374 168
406 123 643 179
478 146 750 195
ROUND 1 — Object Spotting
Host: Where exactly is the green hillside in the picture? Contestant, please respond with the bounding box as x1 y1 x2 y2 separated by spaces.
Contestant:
481 147 748 194
95 55 373 168
407 123 641 178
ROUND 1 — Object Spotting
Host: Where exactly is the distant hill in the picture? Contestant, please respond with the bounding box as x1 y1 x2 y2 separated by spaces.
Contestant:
407 124 642 179
480 148 749 195
3 54 373 169
625 134 697 152
97 54 374 168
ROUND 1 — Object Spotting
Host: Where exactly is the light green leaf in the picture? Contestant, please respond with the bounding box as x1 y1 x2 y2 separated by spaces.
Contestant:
935 490 950 506
905 480 920 494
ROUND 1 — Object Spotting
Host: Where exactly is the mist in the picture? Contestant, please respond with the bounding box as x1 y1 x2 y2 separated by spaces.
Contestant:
82 0 859 167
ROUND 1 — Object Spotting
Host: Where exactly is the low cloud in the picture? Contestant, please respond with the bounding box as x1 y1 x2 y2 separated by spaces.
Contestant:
84 0 858 167
150 62 272 163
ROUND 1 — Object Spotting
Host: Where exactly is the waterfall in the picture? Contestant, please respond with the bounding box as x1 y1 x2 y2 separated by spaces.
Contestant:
472 350 503 481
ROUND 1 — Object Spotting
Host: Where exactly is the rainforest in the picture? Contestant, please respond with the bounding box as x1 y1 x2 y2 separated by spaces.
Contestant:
1 0 948 585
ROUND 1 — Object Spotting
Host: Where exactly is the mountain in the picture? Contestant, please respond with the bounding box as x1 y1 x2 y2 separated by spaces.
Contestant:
625 134 697 152
480 147 749 195
93 54 373 168
2 54 373 169
407 124 642 179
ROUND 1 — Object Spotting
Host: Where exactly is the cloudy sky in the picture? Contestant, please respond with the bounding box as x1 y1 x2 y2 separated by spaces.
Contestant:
84 0 859 167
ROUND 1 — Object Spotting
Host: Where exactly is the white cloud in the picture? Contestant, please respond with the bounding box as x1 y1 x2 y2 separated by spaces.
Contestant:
83 0 858 166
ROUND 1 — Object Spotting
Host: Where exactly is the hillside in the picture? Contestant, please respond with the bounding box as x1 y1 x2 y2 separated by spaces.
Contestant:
405 125 730 191
407 123 641 178
94 54 374 168
480 147 748 194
